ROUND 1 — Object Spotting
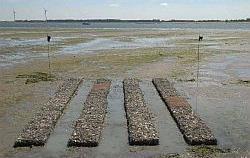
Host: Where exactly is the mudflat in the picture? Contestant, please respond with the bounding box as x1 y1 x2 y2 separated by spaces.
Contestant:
0 28 250 158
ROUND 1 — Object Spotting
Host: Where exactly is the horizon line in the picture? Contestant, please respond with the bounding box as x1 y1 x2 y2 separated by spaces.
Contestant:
1 18 250 22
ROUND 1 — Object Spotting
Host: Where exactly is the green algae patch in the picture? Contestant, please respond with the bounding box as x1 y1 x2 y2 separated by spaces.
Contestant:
61 37 93 46
223 79 250 87
236 79 250 86
187 146 230 158
157 154 180 158
16 72 56 84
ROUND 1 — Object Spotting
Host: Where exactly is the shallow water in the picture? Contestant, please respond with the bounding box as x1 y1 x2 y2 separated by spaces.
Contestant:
192 54 250 87
0 37 173 67
175 53 250 151
235 68 250 78
140 80 187 154
1 22 250 30
93 79 129 157
61 37 172 54
0 37 64 47
0 38 46 47
45 81 92 155
0 53 27 67
0 36 63 67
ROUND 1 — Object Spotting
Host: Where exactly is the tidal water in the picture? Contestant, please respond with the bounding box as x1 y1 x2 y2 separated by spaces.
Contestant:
1 21 250 30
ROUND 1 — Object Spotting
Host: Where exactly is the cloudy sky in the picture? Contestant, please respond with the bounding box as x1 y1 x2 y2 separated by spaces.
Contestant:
1 0 250 21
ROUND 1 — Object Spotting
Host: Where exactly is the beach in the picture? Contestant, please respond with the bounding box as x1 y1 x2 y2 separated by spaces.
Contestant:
0 25 250 157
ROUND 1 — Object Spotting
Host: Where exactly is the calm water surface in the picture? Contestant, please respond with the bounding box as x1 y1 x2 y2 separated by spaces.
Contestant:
0 21 250 30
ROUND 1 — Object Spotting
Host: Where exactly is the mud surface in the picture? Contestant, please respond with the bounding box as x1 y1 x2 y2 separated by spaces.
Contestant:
1 28 250 157
175 53 250 156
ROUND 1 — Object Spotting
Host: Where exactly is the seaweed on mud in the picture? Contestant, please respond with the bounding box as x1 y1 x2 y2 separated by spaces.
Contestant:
177 78 196 82
223 79 250 86
187 146 230 158
237 79 250 85
16 72 56 84
156 153 180 158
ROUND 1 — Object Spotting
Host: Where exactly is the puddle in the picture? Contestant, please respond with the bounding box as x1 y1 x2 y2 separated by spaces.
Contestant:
140 80 187 155
44 81 92 155
92 80 129 157
235 68 250 78
0 37 62 48
193 54 250 87
0 37 62 68
0 53 27 67
0 51 48 68
179 87 250 151
175 52 250 151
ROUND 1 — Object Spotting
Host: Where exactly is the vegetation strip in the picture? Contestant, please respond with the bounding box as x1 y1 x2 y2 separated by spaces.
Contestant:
14 78 82 147
68 79 111 147
123 79 159 146
152 78 217 145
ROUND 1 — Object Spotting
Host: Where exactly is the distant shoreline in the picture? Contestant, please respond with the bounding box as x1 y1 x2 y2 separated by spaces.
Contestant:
1 18 250 23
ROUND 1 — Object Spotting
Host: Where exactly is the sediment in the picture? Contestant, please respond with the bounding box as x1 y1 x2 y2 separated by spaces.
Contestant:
152 78 217 145
68 79 111 147
14 78 82 147
123 78 159 146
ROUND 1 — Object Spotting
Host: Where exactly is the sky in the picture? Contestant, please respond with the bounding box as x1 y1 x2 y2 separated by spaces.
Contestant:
0 0 250 21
